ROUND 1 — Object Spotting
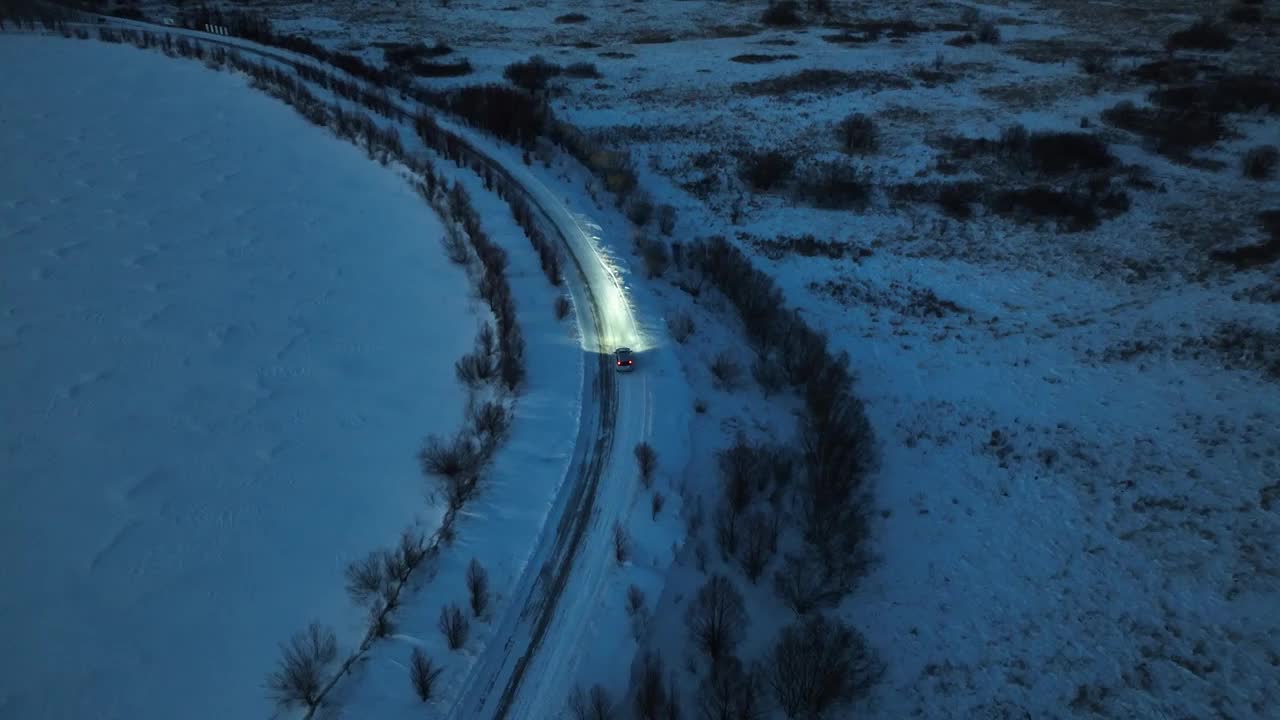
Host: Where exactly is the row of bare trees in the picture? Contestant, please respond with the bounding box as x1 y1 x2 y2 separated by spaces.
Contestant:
101 31 540 714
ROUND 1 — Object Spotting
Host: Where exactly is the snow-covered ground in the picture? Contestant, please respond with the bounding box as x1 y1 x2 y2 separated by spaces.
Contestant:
7 0 1279 717
0 36 478 720
256 0 1278 716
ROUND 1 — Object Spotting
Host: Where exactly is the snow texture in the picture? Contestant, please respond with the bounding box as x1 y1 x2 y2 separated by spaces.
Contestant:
0 36 475 720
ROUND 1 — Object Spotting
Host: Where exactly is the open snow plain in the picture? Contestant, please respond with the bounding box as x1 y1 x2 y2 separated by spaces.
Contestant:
0 36 476 720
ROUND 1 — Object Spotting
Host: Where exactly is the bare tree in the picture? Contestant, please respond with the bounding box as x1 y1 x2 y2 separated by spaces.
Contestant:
684 574 747 663
714 501 738 561
635 442 658 487
634 652 667 720
614 523 631 564
466 558 490 618
409 646 444 701
569 684 615 720
370 603 396 638
626 584 646 617
438 603 469 650
469 399 511 447
652 491 666 519
710 351 741 389
344 550 390 607
440 229 469 264
398 527 427 572
266 622 338 711
773 551 835 616
555 294 573 319
668 312 695 343
718 435 762 515
699 655 764 720
767 615 881 719
657 204 677 235
419 432 480 482
665 673 683 720
738 512 776 583
455 349 496 387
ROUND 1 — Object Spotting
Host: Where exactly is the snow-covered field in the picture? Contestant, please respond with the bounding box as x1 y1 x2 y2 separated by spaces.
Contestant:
244 0 1280 716
5 0 1278 717
0 36 478 720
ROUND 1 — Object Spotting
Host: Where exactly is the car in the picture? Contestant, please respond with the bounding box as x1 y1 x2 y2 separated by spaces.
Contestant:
614 347 635 372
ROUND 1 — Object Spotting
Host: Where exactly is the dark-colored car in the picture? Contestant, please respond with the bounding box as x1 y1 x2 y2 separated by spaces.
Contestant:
614 347 635 372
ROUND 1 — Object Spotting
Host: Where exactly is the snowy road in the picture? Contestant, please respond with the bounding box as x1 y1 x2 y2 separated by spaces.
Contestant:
68 14 655 718
434 123 652 720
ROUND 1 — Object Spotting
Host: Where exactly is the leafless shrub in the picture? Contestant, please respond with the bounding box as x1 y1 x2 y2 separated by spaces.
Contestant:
1166 18 1233 51
657 204 677 235
455 350 495 387
565 62 602 79
695 541 709 573
504 55 562 92
266 623 338 711
627 584 646 617
668 312 695 343
466 558 490 618
837 113 878 154
569 684 616 720
440 230 469 264
715 500 740 560
752 352 788 397
738 512 777 583
370 604 396 638
774 553 825 616
1078 51 1113 76
652 491 666 519
700 655 765 720
633 652 668 720
740 150 795 192
555 294 573 320
685 574 747 662
626 192 656 225
686 495 705 536
976 20 1000 44
767 615 881 719
398 528 427 572
710 351 742 389
1243 145 1278 180
345 550 391 607
419 433 480 481
439 603 469 650
641 237 671 278
469 399 511 447
1228 3 1263 23
409 647 444 701
614 523 632 564
635 442 658 487
719 435 765 515
760 0 803 26
791 160 872 210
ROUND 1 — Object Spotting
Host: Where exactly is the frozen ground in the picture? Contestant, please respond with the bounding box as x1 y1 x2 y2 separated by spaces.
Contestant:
22 2 1280 718
0 36 477 720
268 0 1277 716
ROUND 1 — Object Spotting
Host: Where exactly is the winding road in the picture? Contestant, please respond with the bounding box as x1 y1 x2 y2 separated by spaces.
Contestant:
64 12 654 718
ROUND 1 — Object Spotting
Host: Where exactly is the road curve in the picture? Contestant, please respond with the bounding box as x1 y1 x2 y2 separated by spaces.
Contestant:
435 124 650 720
67 14 650 719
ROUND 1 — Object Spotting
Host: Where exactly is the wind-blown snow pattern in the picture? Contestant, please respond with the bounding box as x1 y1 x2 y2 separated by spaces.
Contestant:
0 36 476 720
